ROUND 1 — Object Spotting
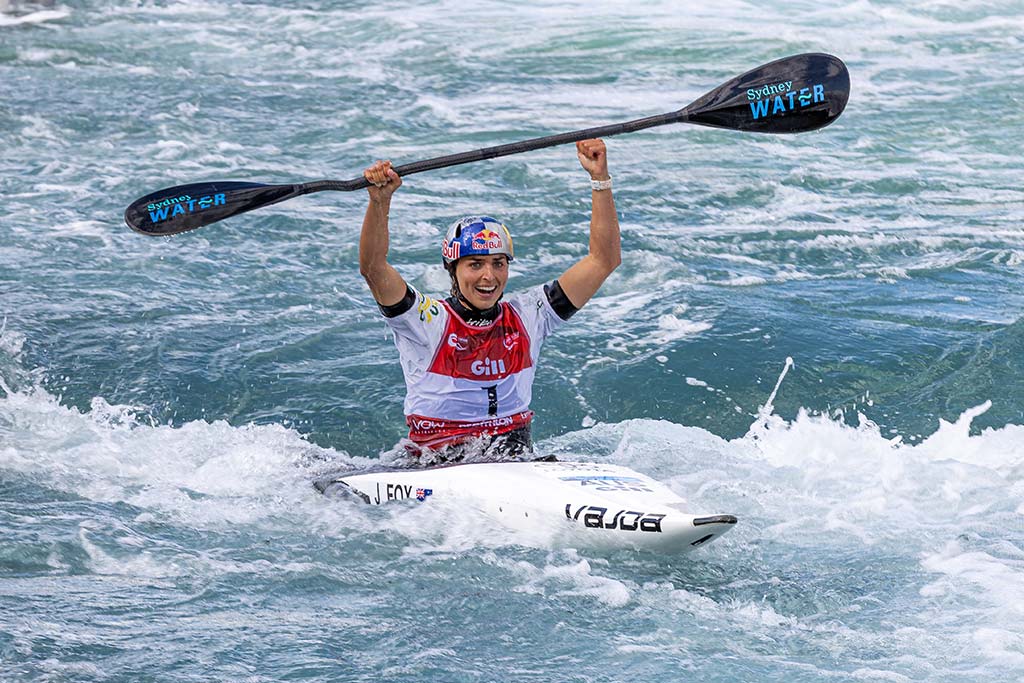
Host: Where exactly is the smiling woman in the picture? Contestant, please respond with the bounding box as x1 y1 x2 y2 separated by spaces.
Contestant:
358 139 621 461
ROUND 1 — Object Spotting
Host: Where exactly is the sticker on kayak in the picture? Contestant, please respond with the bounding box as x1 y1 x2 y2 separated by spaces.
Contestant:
565 504 665 533
536 461 613 472
559 476 653 493
371 482 433 504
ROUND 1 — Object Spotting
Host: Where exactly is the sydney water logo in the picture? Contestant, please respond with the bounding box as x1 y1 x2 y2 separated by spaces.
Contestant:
147 193 226 224
747 80 826 120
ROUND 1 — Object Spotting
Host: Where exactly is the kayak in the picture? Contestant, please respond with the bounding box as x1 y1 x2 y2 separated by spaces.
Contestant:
314 459 737 553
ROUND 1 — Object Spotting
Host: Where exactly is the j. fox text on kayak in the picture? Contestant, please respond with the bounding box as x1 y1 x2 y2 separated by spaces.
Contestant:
147 193 226 223
748 81 826 120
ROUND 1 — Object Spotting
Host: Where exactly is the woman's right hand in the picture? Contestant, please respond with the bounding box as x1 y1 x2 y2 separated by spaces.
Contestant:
364 160 402 203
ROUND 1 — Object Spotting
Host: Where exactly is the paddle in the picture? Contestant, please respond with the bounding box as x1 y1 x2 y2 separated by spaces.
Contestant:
125 52 849 236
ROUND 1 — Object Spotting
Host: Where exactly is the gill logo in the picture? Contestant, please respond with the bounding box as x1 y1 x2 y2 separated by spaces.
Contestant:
748 83 825 120
417 294 440 322
471 357 506 376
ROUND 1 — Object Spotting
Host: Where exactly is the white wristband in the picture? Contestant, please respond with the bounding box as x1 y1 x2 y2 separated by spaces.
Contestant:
590 177 612 191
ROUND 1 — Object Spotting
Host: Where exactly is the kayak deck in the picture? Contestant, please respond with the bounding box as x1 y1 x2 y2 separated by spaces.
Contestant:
315 460 737 553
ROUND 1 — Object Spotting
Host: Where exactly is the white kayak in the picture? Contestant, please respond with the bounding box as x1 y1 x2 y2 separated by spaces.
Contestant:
314 460 737 553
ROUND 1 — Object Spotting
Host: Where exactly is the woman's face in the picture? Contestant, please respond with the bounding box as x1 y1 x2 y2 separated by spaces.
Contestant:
455 255 509 309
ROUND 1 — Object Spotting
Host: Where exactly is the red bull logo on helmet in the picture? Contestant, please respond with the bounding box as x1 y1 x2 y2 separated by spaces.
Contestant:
471 227 505 251
441 240 461 261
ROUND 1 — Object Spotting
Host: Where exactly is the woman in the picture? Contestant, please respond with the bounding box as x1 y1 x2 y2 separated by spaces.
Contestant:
360 138 620 463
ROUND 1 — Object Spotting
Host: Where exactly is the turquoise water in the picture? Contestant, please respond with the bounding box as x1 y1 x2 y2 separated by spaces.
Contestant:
3 1 1024 681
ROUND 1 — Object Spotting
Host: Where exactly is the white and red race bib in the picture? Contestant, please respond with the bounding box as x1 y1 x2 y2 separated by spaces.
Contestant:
382 284 565 448
428 304 532 379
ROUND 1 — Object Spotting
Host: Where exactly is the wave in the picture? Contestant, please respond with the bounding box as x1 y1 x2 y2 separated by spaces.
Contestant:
3 366 1020 544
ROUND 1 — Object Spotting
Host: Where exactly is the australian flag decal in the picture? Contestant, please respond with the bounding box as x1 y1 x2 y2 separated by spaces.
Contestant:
415 488 433 502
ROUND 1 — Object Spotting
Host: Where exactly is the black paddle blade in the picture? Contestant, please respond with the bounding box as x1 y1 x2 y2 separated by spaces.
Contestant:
680 53 849 134
124 181 303 235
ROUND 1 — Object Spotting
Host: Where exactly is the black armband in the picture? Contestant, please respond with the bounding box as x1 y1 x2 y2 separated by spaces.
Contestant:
544 280 579 321
378 286 416 318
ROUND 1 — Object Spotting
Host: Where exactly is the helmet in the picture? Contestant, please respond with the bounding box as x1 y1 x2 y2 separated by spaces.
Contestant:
441 216 514 267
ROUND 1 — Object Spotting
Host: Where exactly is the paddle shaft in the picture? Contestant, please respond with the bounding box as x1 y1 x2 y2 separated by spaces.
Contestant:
300 109 687 194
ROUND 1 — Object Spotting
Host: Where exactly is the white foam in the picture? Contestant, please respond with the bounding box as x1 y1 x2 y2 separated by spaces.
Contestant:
0 9 69 27
651 314 713 344
972 628 1024 669
485 549 632 607
17 114 62 141
0 318 25 357
719 274 766 287
0 382 369 533
920 541 1024 615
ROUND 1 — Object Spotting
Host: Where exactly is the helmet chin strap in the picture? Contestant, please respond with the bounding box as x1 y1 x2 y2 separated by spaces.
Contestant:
456 288 478 310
